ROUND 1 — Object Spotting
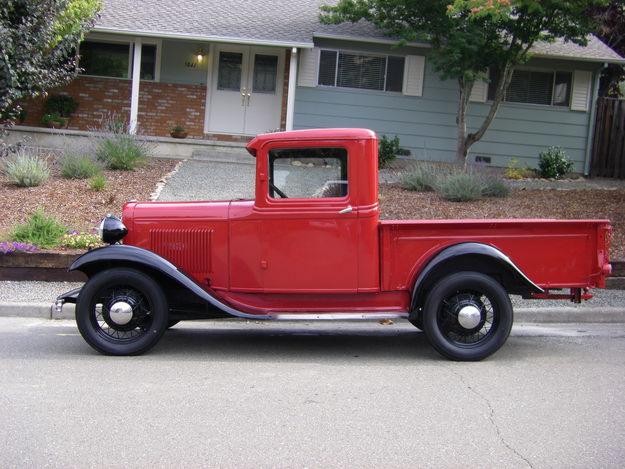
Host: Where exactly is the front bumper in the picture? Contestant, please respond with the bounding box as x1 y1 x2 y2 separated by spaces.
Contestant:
52 287 82 315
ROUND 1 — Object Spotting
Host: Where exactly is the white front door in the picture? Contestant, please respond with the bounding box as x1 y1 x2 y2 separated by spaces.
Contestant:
207 45 284 136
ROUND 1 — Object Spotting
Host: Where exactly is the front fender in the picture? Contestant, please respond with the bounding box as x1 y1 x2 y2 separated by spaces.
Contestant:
69 245 261 319
410 242 543 313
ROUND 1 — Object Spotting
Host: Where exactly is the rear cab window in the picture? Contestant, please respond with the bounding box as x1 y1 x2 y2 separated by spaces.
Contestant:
268 147 348 199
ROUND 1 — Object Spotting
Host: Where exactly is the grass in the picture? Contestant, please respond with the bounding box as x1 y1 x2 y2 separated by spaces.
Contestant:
90 174 106 191
11 209 67 249
95 134 150 170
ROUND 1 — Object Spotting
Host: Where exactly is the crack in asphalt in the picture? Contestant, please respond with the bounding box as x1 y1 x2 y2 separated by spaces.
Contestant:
449 368 534 469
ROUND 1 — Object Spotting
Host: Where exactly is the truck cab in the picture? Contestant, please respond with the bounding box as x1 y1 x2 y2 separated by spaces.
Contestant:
58 129 612 361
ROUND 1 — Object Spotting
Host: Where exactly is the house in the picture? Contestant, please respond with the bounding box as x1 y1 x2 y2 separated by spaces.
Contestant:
17 0 625 172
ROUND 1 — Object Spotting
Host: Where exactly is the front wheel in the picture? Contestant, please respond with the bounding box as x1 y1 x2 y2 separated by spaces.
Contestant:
75 268 169 355
422 272 513 361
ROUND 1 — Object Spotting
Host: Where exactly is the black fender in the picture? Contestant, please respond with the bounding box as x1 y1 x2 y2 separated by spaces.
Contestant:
410 242 543 317
65 244 262 320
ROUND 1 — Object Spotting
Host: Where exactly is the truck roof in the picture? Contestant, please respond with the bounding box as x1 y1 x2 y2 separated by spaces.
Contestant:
247 128 377 156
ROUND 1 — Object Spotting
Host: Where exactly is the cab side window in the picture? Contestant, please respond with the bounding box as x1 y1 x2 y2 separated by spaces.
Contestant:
268 148 348 199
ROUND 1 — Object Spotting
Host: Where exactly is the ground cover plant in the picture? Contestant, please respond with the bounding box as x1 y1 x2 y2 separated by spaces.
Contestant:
11 209 67 249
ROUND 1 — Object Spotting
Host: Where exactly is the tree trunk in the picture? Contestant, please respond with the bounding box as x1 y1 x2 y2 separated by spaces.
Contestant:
455 77 473 165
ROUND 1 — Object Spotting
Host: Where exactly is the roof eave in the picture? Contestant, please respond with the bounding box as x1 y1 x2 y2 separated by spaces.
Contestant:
531 52 625 65
312 32 431 48
92 26 314 48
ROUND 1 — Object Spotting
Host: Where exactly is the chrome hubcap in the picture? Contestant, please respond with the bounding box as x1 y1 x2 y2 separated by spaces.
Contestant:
108 301 134 325
457 305 482 329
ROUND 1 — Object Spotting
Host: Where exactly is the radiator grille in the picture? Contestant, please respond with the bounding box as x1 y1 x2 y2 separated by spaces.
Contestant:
149 228 213 273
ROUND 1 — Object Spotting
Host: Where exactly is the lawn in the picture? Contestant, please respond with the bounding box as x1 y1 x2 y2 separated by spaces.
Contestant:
379 184 625 260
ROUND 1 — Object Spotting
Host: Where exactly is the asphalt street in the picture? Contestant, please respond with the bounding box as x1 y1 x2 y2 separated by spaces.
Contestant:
1 318 624 468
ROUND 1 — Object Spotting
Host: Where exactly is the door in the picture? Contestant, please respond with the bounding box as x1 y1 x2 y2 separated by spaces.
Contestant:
207 45 284 135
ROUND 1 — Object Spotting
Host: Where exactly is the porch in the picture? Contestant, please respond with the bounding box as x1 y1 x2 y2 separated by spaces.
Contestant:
18 33 302 141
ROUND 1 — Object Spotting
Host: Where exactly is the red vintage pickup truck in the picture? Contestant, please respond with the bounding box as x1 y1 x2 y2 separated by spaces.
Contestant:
57 129 612 360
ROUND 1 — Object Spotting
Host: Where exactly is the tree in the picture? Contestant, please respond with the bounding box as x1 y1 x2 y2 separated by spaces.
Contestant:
321 0 606 164
0 0 100 125
589 1 625 97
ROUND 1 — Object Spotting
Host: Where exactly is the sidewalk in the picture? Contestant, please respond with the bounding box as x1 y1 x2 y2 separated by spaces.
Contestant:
1 280 624 323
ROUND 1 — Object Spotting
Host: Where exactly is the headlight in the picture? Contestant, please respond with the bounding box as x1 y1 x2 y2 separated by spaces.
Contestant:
100 214 128 245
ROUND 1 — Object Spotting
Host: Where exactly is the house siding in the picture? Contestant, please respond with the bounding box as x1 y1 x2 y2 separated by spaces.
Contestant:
293 40 600 171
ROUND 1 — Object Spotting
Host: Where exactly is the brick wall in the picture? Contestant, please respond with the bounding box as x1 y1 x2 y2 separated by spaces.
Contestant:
20 76 207 138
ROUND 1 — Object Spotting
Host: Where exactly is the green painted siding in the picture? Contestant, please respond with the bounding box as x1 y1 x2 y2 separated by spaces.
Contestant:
293 41 599 171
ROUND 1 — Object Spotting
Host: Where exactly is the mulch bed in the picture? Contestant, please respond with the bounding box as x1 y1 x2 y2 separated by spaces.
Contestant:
0 158 178 244
379 184 625 260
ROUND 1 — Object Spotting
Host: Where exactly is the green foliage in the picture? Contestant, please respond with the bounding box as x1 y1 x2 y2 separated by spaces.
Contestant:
171 124 185 133
96 134 149 170
400 164 447 192
0 1 100 125
11 209 66 248
378 135 401 168
41 113 67 127
3 150 50 187
438 172 484 202
538 146 574 179
60 231 101 249
89 174 106 191
480 175 510 198
61 154 101 179
43 94 78 117
504 158 534 180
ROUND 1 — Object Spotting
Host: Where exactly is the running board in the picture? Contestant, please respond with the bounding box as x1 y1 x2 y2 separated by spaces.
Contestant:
270 312 409 321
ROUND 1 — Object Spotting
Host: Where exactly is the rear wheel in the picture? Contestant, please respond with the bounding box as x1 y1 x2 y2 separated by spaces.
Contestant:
422 272 513 361
76 268 169 355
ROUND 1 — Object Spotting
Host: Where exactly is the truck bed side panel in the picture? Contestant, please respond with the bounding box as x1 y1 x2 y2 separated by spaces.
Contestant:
380 219 610 291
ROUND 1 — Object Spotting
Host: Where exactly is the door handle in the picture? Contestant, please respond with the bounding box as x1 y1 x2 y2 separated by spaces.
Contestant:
241 88 247 106
338 205 352 214
246 92 251 106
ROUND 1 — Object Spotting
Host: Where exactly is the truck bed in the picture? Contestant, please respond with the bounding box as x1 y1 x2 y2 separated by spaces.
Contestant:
379 219 612 292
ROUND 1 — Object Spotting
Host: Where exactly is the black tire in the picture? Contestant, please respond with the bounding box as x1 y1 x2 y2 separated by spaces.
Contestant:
167 320 180 329
75 268 169 355
422 272 513 361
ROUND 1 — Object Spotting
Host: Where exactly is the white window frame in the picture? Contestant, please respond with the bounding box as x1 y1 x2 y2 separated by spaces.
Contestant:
79 34 162 82
488 66 573 108
317 48 405 94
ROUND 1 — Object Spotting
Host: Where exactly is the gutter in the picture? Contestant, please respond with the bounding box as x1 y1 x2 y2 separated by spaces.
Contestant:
583 63 605 176
91 26 314 49
312 32 431 49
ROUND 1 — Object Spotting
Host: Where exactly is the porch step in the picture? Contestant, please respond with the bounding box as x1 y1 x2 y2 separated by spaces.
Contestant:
190 146 254 165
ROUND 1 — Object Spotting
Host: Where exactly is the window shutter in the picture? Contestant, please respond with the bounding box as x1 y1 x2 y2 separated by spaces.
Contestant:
402 55 425 96
297 48 320 87
570 70 592 112
469 79 488 102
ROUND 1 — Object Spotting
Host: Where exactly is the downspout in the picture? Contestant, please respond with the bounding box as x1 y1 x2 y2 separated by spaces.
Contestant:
583 63 605 176
285 48 298 131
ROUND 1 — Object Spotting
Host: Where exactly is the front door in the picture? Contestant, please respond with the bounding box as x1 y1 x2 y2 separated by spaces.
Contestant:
207 45 284 136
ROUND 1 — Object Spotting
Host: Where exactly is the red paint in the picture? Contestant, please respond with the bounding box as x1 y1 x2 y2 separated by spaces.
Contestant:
122 128 612 316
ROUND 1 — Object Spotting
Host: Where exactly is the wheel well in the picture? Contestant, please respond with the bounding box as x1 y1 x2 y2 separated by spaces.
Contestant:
411 254 532 315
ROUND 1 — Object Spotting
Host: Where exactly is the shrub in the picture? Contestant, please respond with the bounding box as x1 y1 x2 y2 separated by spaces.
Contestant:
11 209 66 249
44 95 78 117
90 174 106 191
95 134 150 170
401 164 442 192
538 146 573 179
3 150 50 187
481 175 510 198
60 231 102 249
61 154 101 179
438 173 484 202
378 135 401 168
505 158 534 180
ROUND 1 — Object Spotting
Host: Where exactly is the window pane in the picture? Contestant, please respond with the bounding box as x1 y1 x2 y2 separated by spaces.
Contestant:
487 67 500 101
318 50 337 86
139 44 156 80
253 54 278 93
507 70 553 105
337 53 386 91
385 56 405 92
268 148 348 199
79 42 129 78
553 71 572 106
217 52 242 91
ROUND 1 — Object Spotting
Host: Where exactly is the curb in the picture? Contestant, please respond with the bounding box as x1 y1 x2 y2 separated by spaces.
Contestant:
1 303 624 324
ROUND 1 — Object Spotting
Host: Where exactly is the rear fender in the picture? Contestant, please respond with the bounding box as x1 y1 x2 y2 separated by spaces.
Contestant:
410 242 543 318
68 245 260 319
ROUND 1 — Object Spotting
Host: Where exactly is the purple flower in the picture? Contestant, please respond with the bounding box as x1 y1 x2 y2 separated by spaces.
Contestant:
0 241 38 254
